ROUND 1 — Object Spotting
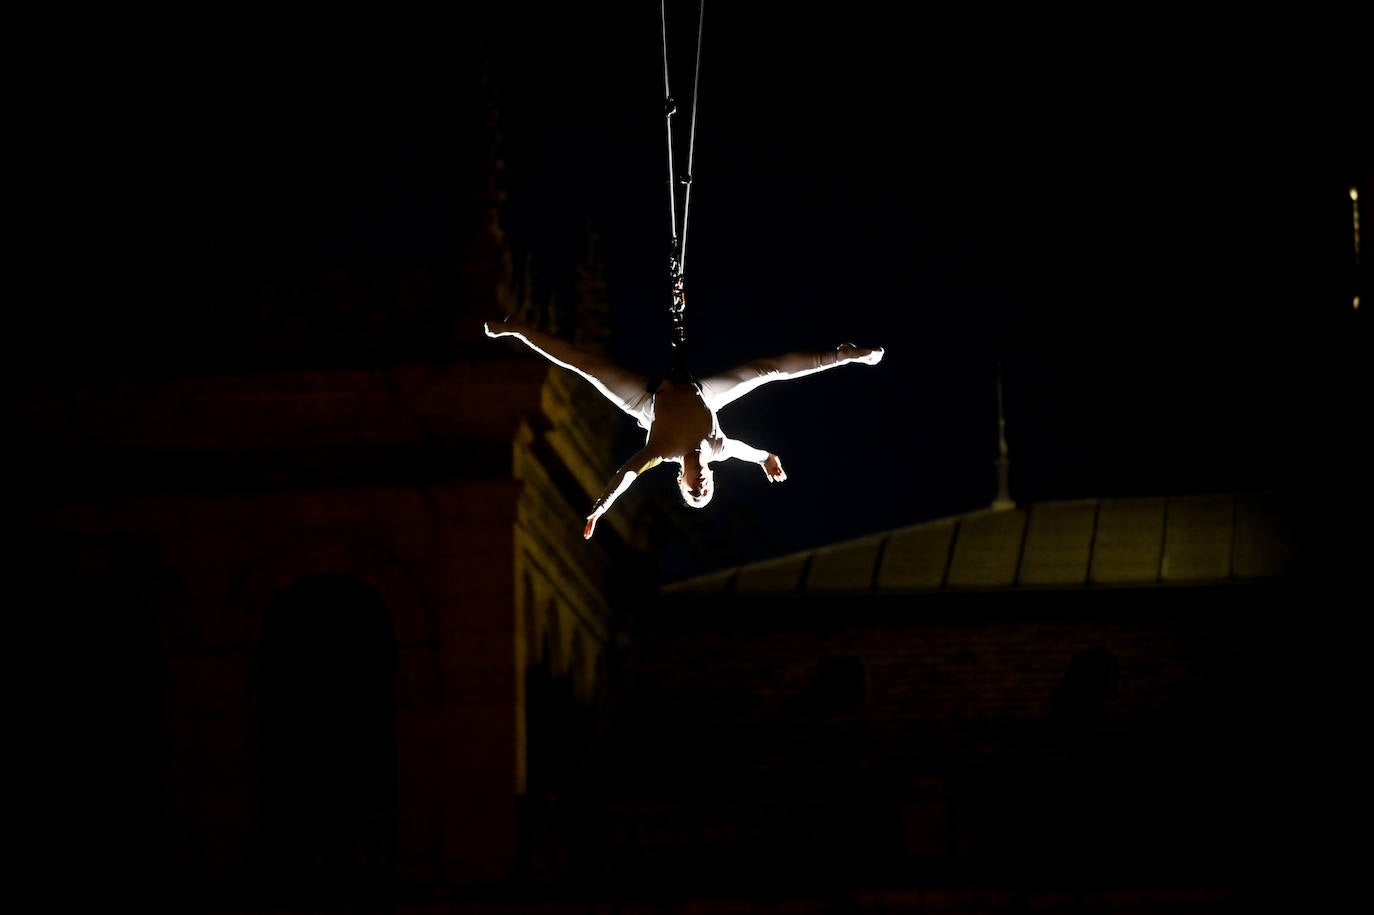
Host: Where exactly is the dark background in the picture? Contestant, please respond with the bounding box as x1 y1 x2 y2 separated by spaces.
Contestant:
488 5 1370 567
46 5 1370 573
12 10 1367 908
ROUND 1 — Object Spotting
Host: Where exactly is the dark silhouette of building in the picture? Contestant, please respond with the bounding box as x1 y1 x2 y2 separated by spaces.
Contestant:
15 56 655 911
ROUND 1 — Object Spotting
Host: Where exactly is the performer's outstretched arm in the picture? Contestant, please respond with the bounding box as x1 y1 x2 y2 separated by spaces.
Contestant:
718 438 787 483
698 343 885 411
585 446 663 539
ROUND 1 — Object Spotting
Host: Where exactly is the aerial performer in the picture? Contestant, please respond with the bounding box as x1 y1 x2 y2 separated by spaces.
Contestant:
485 0 884 539
486 319 883 538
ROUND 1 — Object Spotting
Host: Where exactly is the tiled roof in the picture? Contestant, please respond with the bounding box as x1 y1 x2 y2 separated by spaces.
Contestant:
662 493 1290 595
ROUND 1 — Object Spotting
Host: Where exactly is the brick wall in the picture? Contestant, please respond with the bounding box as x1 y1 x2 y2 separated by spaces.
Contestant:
563 583 1299 890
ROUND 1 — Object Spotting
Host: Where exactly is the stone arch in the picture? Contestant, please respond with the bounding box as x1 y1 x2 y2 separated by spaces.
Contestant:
227 533 429 653
258 572 396 895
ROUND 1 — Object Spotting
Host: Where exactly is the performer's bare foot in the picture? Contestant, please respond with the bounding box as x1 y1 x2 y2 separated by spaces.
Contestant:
838 342 885 365
483 316 527 338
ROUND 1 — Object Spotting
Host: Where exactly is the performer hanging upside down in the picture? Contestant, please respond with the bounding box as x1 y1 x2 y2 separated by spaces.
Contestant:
484 319 884 539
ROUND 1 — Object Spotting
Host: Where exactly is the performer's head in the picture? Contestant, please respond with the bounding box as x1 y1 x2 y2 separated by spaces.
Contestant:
677 449 714 508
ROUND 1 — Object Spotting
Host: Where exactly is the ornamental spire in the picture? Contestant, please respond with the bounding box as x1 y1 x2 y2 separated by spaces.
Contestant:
991 363 1014 511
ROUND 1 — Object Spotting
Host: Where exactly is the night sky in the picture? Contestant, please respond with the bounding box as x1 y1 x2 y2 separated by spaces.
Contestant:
65 8 1370 574
493 6 1369 569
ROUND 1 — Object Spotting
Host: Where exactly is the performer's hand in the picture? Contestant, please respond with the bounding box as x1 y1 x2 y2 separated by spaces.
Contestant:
584 512 600 539
762 453 787 483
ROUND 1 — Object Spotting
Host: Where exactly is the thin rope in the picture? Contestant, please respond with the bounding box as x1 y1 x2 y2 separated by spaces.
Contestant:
660 0 678 255
660 0 706 362
678 0 705 279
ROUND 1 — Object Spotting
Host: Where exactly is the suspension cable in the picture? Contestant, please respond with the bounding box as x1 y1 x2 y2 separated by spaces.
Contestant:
678 0 705 280
661 0 705 361
660 0 678 258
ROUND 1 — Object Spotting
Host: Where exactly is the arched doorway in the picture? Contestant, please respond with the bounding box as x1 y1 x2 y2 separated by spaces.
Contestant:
260 573 396 898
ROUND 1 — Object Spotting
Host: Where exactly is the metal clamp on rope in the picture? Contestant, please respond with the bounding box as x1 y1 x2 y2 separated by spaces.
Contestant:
665 97 677 118
671 274 686 312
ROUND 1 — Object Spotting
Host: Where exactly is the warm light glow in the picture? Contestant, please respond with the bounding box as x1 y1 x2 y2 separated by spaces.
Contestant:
1355 296 1361 310
1352 187 1360 201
